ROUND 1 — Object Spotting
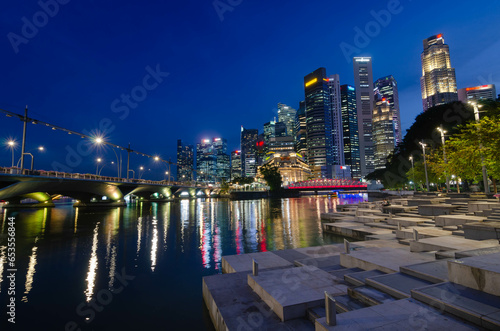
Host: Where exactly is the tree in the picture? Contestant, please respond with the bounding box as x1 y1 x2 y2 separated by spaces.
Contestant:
231 176 254 185
259 163 282 191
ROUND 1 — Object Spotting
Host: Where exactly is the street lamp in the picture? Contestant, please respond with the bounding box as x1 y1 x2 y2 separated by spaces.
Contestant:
96 158 103 175
409 155 416 192
419 141 430 192
94 137 121 179
6 140 16 167
138 166 145 179
469 101 489 194
437 126 450 193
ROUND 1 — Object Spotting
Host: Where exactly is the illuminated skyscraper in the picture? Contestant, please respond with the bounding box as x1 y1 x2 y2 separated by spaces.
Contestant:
240 127 258 177
277 103 297 137
327 74 344 166
294 101 307 161
353 57 375 177
340 85 361 179
458 85 497 103
196 138 229 182
372 95 396 170
176 139 194 181
421 34 458 111
374 75 402 146
304 67 333 178
230 150 242 180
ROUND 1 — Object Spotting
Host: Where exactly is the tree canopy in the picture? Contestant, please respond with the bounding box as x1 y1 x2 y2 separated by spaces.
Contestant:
259 163 282 191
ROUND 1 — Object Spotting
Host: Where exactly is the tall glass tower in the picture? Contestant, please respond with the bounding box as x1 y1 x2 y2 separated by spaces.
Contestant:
177 140 194 181
294 101 307 162
277 103 297 137
374 75 402 146
420 34 458 111
340 85 361 179
327 74 344 166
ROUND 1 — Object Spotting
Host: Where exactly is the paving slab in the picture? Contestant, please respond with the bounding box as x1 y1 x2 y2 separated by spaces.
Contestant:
419 204 461 216
455 246 500 258
328 267 363 282
400 259 450 283
448 253 500 296
407 198 447 206
463 221 500 240
386 217 428 227
409 236 499 253
222 251 293 273
435 214 487 227
340 246 435 273
382 205 417 214
247 266 346 322
344 269 387 286
411 282 500 329
323 222 392 240
348 285 397 306
315 298 480 331
334 294 368 313
395 227 452 240
366 272 434 299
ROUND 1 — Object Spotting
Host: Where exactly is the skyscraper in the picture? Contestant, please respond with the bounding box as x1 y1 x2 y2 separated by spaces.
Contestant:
264 120 287 149
421 34 458 111
196 138 230 183
327 74 344 166
374 75 402 146
304 67 334 178
353 57 375 178
230 150 242 180
295 101 307 161
458 85 497 103
340 85 361 179
372 95 396 170
240 127 258 177
176 139 194 181
277 103 297 137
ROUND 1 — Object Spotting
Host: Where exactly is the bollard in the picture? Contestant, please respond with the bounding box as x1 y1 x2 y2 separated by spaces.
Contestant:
344 239 350 254
389 212 393 219
325 292 337 326
252 259 258 276
413 229 419 242
397 221 402 231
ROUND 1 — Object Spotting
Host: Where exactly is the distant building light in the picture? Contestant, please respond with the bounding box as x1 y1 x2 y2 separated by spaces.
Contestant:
305 78 318 87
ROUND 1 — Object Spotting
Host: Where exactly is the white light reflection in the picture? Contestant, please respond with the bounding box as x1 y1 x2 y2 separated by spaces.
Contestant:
0 246 5 293
150 217 158 272
136 217 143 256
108 246 117 289
85 223 99 302
22 244 38 302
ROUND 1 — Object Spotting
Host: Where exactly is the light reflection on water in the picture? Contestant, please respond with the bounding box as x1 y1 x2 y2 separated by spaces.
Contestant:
0 195 366 330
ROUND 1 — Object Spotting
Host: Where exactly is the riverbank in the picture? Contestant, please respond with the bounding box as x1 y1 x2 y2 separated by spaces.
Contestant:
203 193 500 330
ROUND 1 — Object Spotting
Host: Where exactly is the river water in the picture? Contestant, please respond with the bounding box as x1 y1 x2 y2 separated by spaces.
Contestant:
0 194 366 330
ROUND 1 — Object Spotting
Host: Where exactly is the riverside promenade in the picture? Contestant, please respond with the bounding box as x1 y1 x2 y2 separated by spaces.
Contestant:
203 193 500 330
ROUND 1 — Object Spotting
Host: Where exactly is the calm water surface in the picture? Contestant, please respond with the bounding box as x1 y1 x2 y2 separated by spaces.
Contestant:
0 195 366 330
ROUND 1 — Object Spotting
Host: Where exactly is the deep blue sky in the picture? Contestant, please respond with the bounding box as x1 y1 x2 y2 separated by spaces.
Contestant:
1 0 500 179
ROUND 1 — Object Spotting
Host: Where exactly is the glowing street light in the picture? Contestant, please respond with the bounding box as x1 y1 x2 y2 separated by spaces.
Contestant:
469 101 489 193
96 158 102 175
6 140 16 167
139 166 145 179
409 155 416 192
419 141 430 192
437 126 450 193
94 136 121 178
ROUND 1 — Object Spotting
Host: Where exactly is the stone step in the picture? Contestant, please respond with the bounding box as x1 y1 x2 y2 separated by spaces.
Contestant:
365 272 434 299
411 282 500 330
327 267 363 282
348 285 397 306
344 269 387 286
306 306 325 324
448 253 500 296
398 239 411 246
453 230 465 236
334 294 368 313
400 259 449 283
364 223 398 230
454 246 500 258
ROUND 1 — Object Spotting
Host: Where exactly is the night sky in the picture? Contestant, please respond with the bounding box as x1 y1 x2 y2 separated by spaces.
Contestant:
1 0 500 179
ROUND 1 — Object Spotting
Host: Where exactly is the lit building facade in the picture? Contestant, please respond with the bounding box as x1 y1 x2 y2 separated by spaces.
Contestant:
304 67 334 178
258 152 311 185
277 103 297 137
268 136 295 153
374 75 402 146
353 57 375 178
421 34 458 111
244 153 257 177
327 74 344 166
458 85 497 103
196 138 230 183
240 127 258 177
294 101 307 161
176 139 194 181
340 85 361 179
230 150 242 180
372 95 396 170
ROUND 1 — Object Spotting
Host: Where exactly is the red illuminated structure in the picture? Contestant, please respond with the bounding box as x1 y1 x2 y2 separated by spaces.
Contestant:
286 179 367 190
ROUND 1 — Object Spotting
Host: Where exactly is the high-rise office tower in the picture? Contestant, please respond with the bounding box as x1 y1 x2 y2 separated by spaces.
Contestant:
240 127 258 177
230 150 242 180
421 34 458 111
196 138 230 182
340 85 361 179
176 139 194 181
264 120 287 149
213 138 230 182
353 57 375 178
374 75 402 146
372 95 396 170
458 85 497 103
327 74 344 166
304 67 333 178
277 103 297 137
295 101 307 161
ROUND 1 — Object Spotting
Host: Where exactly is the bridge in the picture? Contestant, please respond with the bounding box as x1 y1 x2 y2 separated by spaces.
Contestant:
0 167 215 208
285 179 367 191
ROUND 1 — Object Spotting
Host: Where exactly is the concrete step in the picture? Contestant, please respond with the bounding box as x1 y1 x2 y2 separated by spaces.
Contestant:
448 253 500 296
411 282 500 330
365 272 434 299
334 294 368 313
400 259 449 283
364 223 398 230
306 306 325 324
327 267 363 282
453 230 465 236
398 239 411 246
348 285 397 306
344 269 387 286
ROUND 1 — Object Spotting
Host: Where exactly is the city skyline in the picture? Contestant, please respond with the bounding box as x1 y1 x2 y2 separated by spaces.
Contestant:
1 1 500 176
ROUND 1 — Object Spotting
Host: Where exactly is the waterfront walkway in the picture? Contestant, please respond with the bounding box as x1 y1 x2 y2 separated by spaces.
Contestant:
203 193 500 330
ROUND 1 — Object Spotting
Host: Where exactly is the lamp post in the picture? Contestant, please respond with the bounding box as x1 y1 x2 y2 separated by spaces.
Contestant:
7 140 15 167
437 126 450 193
469 102 489 194
419 141 430 192
409 155 416 192
94 137 121 179
96 158 102 175
138 166 144 179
